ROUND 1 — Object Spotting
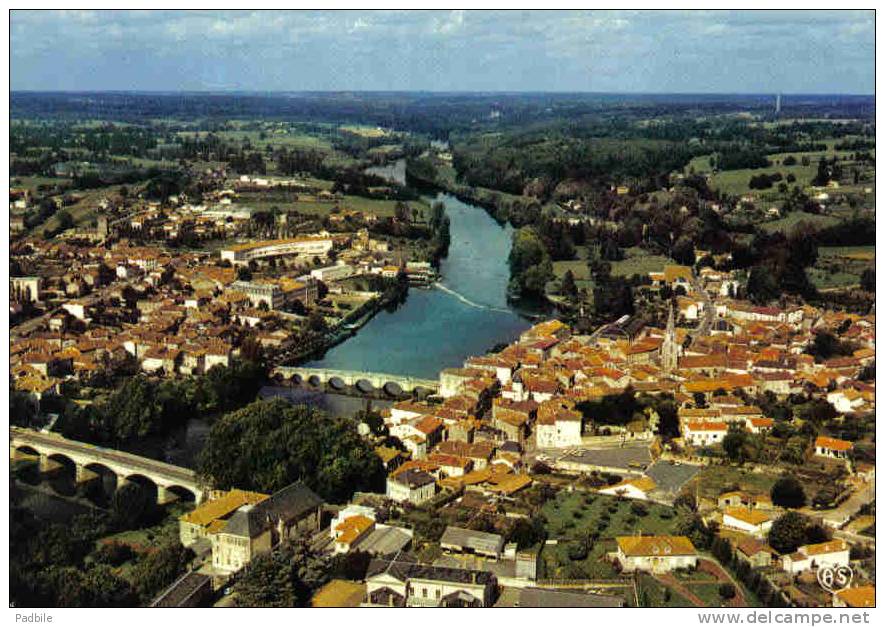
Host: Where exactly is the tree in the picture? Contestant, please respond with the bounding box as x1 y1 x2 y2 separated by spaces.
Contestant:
860 268 875 292
746 265 779 304
129 542 195 603
236 535 330 607
806 331 854 362
394 201 411 222
507 515 547 549
719 583 736 601
10 387 37 427
111 482 161 530
768 511 827 555
722 426 750 462
671 237 696 266
236 266 253 281
770 476 806 509
198 398 386 502
234 549 303 607
102 376 166 442
812 157 829 186
307 310 328 333
509 227 553 298
561 270 578 299
56 209 74 231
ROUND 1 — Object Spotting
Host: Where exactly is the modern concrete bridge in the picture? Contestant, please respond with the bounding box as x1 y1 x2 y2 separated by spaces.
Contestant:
271 366 439 395
10 427 206 504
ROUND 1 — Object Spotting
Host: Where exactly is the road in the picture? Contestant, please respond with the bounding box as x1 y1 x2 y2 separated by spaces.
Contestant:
802 479 876 543
690 273 715 340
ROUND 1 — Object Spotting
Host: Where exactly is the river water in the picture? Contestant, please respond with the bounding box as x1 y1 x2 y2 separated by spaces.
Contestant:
305 161 533 378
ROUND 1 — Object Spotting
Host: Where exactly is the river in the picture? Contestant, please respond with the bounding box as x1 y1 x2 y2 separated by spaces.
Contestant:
305 160 534 379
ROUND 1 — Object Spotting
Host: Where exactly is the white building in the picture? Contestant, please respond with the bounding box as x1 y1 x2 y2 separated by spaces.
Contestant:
782 540 850 575
365 558 497 607
683 421 729 447
722 507 773 537
599 476 657 501
814 436 853 460
826 390 866 414
220 236 334 265
310 264 354 283
534 409 582 448
386 468 436 505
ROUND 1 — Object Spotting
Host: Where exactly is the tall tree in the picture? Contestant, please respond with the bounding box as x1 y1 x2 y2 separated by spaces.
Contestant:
198 398 385 501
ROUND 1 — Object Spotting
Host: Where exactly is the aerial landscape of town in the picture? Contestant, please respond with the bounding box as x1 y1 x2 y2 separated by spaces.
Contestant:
5 8 878 616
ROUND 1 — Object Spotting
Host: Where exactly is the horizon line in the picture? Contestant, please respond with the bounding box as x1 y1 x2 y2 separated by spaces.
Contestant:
9 89 876 98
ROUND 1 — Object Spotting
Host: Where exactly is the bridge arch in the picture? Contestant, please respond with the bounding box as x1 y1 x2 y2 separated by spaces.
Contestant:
12 444 41 459
85 461 118 477
355 379 375 394
82 462 119 505
307 374 322 388
328 376 346 390
382 381 403 397
163 484 197 505
46 452 77 477
122 473 160 503
44 452 79 496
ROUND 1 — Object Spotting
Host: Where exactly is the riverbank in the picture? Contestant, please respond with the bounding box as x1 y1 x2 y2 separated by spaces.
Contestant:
304 190 535 378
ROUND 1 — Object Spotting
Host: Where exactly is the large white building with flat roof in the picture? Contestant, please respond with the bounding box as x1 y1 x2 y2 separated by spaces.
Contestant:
220 236 335 265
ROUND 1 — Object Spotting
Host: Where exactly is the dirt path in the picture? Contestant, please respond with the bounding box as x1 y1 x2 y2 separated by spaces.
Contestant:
698 558 748 607
657 573 706 607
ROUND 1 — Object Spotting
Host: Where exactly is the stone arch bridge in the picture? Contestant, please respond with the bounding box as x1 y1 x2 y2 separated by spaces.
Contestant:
10 427 207 504
271 366 439 396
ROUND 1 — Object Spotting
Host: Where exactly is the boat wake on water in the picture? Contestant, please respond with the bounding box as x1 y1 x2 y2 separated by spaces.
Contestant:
433 282 511 314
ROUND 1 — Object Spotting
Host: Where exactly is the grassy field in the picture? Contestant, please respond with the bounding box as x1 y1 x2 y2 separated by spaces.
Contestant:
808 245 874 290
612 247 673 277
539 491 683 580
635 574 695 607
340 124 393 138
176 128 358 168
758 211 840 234
37 187 121 235
818 245 875 261
685 142 875 204
236 192 430 218
10 175 71 194
552 246 671 282
694 466 778 501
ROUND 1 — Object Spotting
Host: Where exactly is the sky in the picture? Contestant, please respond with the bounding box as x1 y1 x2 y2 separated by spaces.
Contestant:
10 10 876 94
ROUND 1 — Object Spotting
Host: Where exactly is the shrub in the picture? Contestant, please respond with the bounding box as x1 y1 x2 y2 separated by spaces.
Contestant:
567 541 589 561
93 542 135 567
631 502 649 517
719 583 736 600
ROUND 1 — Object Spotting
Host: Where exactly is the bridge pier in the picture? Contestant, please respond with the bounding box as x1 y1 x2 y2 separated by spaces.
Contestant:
75 463 98 485
38 453 55 474
157 485 176 506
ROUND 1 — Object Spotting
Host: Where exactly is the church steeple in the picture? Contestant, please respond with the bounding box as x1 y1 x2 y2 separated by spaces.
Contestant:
661 302 678 373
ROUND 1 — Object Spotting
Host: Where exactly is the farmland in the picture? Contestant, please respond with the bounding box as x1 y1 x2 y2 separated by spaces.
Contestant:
539 490 683 580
